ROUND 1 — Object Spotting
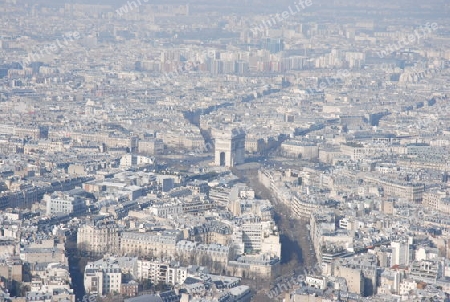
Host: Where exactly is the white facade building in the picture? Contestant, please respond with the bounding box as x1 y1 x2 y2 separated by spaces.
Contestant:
84 260 122 296
391 240 410 266
44 192 86 216
137 260 187 285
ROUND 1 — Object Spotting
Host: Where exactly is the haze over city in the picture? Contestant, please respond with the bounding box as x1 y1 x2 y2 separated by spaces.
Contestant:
0 0 449 301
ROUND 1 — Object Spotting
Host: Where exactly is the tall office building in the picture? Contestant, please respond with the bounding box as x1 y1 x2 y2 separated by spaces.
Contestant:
262 38 284 54
391 240 410 266
213 128 245 167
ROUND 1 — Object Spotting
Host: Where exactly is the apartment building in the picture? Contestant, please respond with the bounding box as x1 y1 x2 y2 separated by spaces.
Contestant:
280 140 319 159
196 243 230 263
227 254 281 279
138 138 164 155
334 265 365 296
84 260 122 296
44 192 86 216
186 221 232 246
310 211 337 261
137 260 187 285
365 176 425 203
423 190 450 214
409 260 442 281
120 230 182 258
240 221 281 258
77 219 120 255
0 258 22 293
149 202 183 218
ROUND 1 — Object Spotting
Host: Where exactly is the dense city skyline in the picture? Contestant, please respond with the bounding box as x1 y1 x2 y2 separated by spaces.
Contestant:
0 0 449 301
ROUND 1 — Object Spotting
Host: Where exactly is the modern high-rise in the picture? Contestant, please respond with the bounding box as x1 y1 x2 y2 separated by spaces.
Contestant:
391 240 410 266
213 128 245 167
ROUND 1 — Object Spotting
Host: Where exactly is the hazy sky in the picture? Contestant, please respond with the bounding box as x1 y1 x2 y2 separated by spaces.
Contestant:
17 0 448 7
17 0 449 17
